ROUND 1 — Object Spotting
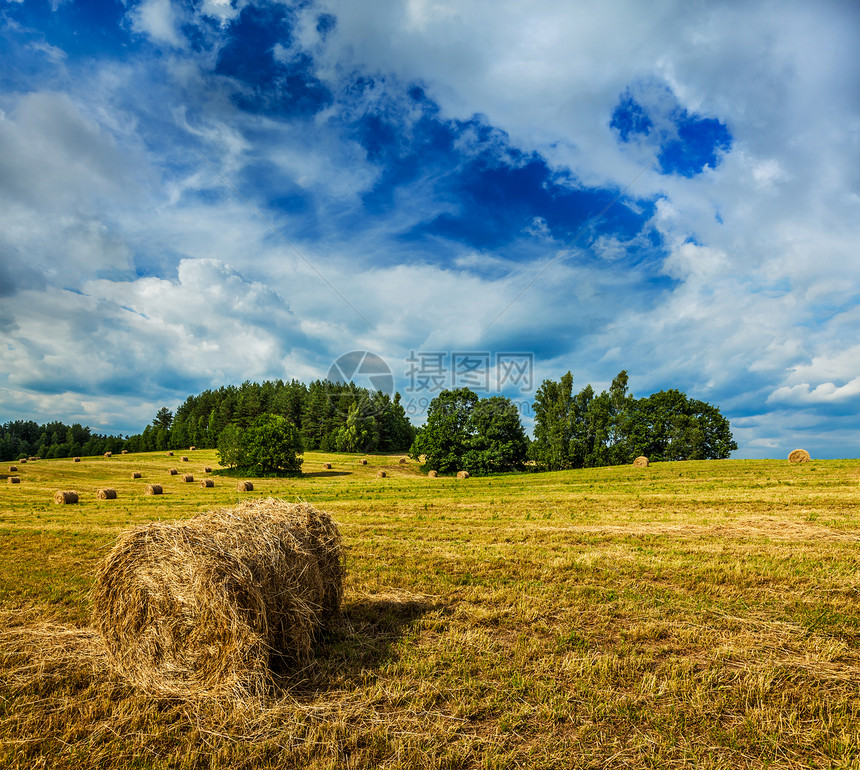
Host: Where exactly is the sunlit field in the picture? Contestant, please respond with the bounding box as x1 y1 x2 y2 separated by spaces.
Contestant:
2 450 860 768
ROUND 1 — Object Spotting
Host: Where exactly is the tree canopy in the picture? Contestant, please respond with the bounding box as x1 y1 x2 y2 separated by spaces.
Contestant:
410 389 528 475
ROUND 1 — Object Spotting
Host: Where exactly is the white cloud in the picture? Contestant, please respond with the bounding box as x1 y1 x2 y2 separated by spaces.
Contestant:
130 0 184 48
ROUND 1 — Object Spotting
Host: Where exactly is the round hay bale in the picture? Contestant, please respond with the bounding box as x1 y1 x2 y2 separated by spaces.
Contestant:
204 467 212 473
789 449 811 464
323 463 332 470
183 474 194 483
122 450 128 455
189 446 196 451
145 484 163 495
9 465 17 472
54 490 79 505
19 458 27 464
181 456 189 462
73 457 81 463
29 456 39 461
132 472 142 479
359 459 367 465
200 479 214 488
428 470 437 478
238 481 254 492
168 468 178 476
91 499 343 698
104 452 112 458
8 476 20 484
97 488 118 500
377 470 387 478
633 456 649 468
167 451 174 457
456 471 469 479
399 457 407 464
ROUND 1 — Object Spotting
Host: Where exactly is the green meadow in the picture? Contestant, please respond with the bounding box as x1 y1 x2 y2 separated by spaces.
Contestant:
2 451 860 768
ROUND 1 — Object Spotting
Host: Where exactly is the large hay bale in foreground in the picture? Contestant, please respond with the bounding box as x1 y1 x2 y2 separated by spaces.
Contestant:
145 484 163 495
54 490 78 504
633 456 649 468
97 488 117 500
238 481 254 492
91 499 343 698
789 448 811 464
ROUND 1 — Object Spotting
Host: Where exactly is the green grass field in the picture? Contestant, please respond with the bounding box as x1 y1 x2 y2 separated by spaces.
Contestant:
2 451 860 768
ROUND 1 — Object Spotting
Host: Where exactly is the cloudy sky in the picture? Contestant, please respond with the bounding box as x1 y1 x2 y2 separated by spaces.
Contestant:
1 0 858 458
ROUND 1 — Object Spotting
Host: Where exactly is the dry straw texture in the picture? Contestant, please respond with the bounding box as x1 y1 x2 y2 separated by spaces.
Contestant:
145 484 163 495
90 499 343 699
132 472 142 479
789 448 811 464
633 456 650 468
54 490 79 505
200 479 214 488
428 470 438 478
8 465 16 472
377 470 387 478
399 458 407 464
97 488 117 500
7 476 20 484
183 474 194 483
238 481 254 492
457 471 469 479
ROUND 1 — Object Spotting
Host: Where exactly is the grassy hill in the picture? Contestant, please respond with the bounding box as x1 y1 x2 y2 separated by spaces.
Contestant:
2 451 859 768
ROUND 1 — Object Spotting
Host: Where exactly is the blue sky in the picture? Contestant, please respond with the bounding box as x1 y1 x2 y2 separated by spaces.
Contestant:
1 0 858 458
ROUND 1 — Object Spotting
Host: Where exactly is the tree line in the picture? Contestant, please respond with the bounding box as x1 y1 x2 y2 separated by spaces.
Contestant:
410 370 737 475
1 371 736 470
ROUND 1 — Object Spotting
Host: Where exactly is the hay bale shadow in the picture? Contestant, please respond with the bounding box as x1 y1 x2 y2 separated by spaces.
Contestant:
277 594 435 692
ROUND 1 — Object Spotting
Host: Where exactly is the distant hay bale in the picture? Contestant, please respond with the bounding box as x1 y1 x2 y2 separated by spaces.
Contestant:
73 457 81 463
200 479 214 488
399 457 407 464
168 469 178 476
132 472 142 479
18 459 27 464
377 470 387 478
183 474 194 483
181 456 189 462
323 463 332 469
204 467 212 473
54 490 78 505
633 456 649 468
9 465 17 472
104 452 112 458
97 488 118 500
789 449 811 464
238 481 254 492
189 446 196 451
359 459 367 465
428 470 437 478
167 452 174 457
29 456 38 461
456 471 469 479
145 484 163 495
91 499 343 698
121 450 128 455
8 476 20 484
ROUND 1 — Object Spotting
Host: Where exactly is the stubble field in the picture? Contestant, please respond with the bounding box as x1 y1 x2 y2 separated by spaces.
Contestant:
1 450 860 768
